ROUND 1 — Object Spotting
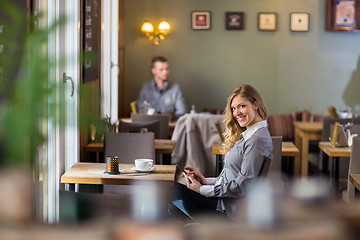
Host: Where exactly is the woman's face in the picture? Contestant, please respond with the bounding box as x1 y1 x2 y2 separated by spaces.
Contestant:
231 95 261 129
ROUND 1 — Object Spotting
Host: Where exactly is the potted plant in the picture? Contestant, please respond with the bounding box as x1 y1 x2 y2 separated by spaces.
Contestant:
0 0 97 224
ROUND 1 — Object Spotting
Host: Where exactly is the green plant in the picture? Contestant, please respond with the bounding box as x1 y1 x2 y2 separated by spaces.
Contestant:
0 1 43 166
0 1 96 167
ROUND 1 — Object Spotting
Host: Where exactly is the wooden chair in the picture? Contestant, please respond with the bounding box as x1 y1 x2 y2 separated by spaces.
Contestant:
268 136 283 182
321 117 360 142
259 157 272 177
131 113 170 139
268 136 282 173
117 119 160 139
342 137 360 203
347 125 360 142
321 118 360 191
104 132 155 164
103 132 155 194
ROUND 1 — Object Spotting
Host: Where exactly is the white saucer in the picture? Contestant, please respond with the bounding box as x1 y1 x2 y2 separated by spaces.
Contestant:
131 167 155 173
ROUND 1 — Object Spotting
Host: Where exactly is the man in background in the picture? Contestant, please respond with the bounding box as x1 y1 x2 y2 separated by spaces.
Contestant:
137 56 187 119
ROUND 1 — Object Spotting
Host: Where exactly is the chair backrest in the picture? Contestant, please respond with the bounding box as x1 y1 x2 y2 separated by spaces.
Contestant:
131 113 169 139
321 117 360 141
258 157 272 177
349 124 360 136
328 123 360 146
269 136 282 174
117 120 160 139
346 137 360 203
104 132 155 164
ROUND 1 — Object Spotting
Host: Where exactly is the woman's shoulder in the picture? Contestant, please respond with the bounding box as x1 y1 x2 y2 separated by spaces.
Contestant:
244 127 272 155
248 127 271 143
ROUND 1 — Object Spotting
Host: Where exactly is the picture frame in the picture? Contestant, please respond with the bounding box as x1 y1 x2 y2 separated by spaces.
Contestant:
192 11 211 30
326 0 360 32
290 12 310 32
258 12 277 31
226 12 245 30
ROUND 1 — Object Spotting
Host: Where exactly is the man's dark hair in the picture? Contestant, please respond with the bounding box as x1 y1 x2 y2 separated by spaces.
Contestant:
151 56 168 68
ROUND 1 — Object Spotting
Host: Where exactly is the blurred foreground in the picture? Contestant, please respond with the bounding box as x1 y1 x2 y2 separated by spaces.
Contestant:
2 175 360 239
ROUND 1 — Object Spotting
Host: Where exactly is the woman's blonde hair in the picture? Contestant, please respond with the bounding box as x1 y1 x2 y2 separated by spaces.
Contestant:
221 84 268 154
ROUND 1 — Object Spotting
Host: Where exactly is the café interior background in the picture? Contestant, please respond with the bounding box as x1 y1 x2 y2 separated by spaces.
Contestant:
123 0 360 116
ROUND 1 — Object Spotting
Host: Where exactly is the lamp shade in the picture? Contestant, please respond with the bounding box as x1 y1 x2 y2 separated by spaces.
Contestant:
158 20 170 35
141 21 154 34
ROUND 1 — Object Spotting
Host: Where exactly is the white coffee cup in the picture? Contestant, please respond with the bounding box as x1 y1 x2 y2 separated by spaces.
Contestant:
135 159 153 171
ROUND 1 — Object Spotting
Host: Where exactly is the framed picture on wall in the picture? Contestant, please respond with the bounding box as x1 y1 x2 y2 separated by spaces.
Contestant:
226 12 244 30
258 12 277 31
326 0 360 32
192 11 211 30
290 12 310 32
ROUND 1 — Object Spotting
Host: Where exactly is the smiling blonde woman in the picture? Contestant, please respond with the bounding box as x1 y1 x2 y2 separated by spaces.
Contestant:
171 84 273 220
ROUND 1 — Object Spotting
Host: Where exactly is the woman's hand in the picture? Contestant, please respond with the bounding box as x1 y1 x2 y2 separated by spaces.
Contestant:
184 173 202 193
184 166 207 185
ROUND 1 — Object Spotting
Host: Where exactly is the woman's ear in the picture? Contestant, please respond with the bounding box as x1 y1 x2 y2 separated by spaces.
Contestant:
253 100 258 110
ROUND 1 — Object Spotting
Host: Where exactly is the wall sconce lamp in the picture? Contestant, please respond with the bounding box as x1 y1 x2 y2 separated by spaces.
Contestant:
141 20 171 45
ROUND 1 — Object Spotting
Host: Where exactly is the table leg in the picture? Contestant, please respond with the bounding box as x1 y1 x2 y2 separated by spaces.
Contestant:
215 154 223 176
284 156 294 179
294 129 302 177
322 152 329 176
332 157 340 197
300 134 309 176
282 156 287 175
65 183 74 191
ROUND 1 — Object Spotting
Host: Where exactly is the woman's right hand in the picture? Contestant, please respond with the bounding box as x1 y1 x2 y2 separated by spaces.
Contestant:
184 166 206 185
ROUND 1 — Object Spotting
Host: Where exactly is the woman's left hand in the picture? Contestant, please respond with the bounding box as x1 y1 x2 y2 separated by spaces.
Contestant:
184 173 202 193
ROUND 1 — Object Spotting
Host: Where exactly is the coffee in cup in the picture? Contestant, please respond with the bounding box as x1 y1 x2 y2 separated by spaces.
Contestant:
135 159 153 171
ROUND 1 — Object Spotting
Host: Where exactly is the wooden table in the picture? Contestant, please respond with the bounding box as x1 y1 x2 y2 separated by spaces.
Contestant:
281 141 300 157
212 141 299 175
85 139 175 163
349 174 360 196
294 121 323 176
319 141 351 196
61 162 176 190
